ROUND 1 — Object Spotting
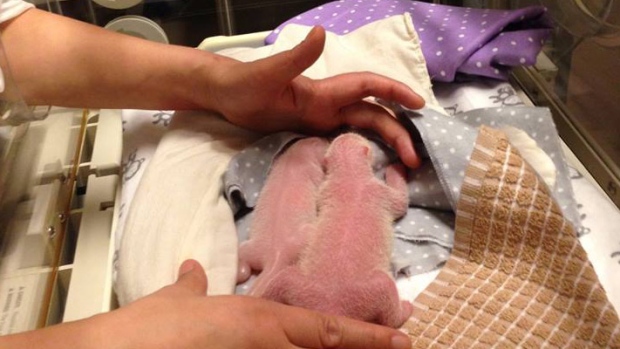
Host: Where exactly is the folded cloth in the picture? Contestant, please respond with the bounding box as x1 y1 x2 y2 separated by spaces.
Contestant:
265 0 552 82
115 109 172 276
403 126 620 347
432 78 620 314
404 106 579 226
265 13 444 113
115 111 260 305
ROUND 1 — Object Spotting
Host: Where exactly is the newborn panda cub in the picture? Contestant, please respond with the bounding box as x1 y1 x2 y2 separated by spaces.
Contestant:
237 137 329 297
261 132 413 328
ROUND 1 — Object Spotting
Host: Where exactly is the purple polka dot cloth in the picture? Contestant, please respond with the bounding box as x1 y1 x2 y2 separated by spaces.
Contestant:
265 1 553 82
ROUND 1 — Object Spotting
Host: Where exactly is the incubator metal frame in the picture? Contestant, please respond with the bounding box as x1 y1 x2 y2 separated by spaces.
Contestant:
0 10 123 326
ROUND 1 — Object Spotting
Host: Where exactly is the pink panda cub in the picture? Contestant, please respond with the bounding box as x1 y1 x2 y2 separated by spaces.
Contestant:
260 132 413 328
237 137 329 297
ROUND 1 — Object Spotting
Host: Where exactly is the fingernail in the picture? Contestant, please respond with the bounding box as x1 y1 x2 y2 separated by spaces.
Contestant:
391 333 411 349
179 260 196 276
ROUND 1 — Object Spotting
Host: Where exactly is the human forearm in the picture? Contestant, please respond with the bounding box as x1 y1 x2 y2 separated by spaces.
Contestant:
0 259 413 349
0 315 109 349
1 11 424 166
0 8 228 110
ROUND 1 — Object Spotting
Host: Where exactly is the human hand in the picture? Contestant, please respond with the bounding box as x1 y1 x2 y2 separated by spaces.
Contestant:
99 259 412 349
205 26 424 168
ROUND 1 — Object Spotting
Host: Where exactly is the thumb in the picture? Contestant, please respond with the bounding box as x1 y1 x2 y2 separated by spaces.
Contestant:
173 259 208 296
254 26 325 84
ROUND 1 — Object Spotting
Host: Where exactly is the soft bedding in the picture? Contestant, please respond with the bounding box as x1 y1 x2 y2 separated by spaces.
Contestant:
225 104 580 287
265 0 553 82
403 124 619 346
116 13 443 304
114 10 620 347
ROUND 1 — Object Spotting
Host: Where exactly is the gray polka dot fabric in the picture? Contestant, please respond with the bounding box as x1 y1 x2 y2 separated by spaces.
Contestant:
223 105 579 287
405 107 478 210
399 105 579 227
223 132 305 214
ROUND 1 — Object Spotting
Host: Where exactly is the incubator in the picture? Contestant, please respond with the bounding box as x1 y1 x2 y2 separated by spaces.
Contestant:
0 0 619 342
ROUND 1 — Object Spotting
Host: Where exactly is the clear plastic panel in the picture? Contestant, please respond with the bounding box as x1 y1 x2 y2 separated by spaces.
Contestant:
30 0 333 47
451 0 620 207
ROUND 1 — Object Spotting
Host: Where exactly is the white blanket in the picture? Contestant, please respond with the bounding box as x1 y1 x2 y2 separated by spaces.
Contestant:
116 112 259 304
115 13 443 304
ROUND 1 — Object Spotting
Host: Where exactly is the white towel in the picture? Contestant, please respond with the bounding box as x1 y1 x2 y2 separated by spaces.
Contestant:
116 112 259 304
115 13 443 305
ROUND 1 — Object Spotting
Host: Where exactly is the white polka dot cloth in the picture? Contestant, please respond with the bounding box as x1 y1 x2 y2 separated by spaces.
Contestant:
265 0 552 82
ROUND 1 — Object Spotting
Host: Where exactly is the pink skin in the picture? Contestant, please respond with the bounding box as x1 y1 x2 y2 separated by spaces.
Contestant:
237 137 329 297
260 133 413 328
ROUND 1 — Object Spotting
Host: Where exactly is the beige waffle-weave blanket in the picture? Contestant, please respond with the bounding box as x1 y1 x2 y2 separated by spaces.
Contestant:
403 126 620 348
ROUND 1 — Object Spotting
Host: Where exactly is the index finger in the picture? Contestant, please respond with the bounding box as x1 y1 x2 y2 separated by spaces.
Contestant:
339 101 420 168
276 303 412 349
315 72 426 111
